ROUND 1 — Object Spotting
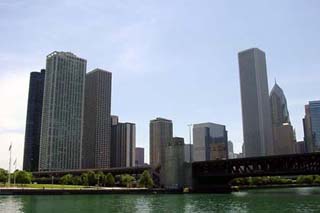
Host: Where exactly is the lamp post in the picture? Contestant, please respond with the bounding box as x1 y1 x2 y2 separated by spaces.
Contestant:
187 124 193 163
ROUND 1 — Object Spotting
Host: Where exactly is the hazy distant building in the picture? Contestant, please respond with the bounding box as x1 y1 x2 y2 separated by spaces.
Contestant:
303 101 320 152
193 122 228 161
164 137 185 189
82 69 112 169
270 82 295 155
295 141 306 154
184 144 193 162
228 141 234 159
238 48 274 157
273 124 295 155
23 69 45 172
39 52 86 171
149 118 173 167
135 147 144 166
111 117 136 168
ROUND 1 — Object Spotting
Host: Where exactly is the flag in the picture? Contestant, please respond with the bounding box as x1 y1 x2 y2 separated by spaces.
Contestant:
13 158 17 166
9 144 12 151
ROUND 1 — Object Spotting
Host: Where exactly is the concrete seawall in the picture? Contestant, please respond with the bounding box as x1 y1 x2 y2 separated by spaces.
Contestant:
0 188 183 195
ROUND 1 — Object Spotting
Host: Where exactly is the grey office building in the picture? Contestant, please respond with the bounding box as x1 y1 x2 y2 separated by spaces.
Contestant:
111 117 136 168
82 69 112 169
149 118 173 167
39 52 86 171
270 82 295 155
164 137 185 189
23 69 45 172
193 122 228 161
135 147 145 166
238 48 274 157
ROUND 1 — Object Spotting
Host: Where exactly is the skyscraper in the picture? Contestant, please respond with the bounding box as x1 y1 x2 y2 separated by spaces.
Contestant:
111 117 136 167
39 52 86 171
149 117 173 167
23 69 45 172
238 48 274 157
303 101 320 152
270 82 295 155
135 147 145 166
82 69 112 169
270 82 290 125
193 122 228 161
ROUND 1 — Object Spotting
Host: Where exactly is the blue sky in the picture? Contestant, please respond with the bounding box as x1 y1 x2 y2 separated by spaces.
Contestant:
0 0 320 169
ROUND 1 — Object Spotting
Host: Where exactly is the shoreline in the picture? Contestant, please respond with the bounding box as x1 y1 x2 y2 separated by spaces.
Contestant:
232 184 320 191
1 184 320 195
0 187 183 195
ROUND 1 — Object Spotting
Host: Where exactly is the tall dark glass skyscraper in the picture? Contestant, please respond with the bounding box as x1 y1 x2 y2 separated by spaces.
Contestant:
303 101 320 152
23 69 45 172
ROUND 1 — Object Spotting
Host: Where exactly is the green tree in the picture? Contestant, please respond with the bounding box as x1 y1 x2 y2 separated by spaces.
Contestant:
72 176 82 185
87 171 97 186
0 168 8 183
121 174 135 188
81 173 89 186
60 174 73 185
138 170 153 188
313 175 320 184
104 173 115 187
15 170 32 184
96 171 104 186
297 175 314 184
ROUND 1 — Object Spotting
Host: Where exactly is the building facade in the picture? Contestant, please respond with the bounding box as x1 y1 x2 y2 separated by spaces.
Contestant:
135 147 144 166
238 48 274 157
39 52 86 171
164 137 185 189
270 82 295 155
184 144 193 163
303 101 320 152
82 69 112 169
23 69 46 172
149 118 173 167
193 122 228 161
111 118 136 168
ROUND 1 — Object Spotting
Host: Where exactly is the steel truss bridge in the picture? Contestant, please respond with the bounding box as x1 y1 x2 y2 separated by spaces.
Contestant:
192 153 320 192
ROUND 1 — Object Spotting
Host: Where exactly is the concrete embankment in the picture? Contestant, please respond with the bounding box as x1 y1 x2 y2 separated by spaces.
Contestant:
0 188 183 195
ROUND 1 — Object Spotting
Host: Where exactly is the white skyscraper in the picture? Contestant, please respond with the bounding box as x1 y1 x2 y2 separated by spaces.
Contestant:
39 51 86 171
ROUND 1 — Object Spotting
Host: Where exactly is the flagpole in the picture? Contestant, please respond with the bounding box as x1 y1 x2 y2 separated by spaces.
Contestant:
8 142 12 186
14 158 17 185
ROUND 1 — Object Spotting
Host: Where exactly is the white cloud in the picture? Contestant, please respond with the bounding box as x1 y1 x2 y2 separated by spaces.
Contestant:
0 61 31 169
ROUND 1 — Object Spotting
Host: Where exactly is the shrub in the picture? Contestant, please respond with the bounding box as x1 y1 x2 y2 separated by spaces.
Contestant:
60 174 73 185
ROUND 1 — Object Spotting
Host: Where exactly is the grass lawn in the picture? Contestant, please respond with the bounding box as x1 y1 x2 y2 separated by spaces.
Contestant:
0 183 87 189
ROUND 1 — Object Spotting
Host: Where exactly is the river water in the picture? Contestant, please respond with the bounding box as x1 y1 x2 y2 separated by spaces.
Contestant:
0 187 319 212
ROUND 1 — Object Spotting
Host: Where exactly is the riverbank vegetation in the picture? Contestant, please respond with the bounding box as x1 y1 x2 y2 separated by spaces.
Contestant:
0 168 154 189
231 175 320 186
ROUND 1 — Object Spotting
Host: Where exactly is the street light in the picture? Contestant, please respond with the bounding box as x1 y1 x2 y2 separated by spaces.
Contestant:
188 124 193 163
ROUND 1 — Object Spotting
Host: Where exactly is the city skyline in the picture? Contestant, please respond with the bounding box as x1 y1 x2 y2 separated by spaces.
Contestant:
1 1 320 169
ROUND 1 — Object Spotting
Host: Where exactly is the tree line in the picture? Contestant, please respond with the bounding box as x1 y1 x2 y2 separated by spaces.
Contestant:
231 175 320 186
0 168 153 188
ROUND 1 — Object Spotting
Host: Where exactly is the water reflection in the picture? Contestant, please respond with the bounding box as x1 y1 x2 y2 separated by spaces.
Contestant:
0 196 23 213
0 187 320 213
